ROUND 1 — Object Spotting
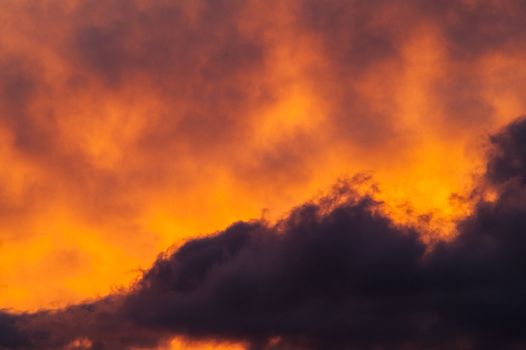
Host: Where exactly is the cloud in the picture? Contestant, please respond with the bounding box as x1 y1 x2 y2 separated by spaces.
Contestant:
486 116 526 185
3 0 526 330
0 313 28 349
2 118 526 349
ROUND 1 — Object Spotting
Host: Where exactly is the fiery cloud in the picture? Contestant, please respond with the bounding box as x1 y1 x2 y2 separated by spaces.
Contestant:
1 0 526 348
2 117 526 349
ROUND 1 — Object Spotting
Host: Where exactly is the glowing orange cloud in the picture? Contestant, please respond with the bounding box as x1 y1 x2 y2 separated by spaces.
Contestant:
0 2 525 337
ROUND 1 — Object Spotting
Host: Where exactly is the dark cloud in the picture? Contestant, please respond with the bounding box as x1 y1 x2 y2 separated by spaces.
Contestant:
486 116 526 185
124 198 426 348
5 118 526 349
0 313 28 349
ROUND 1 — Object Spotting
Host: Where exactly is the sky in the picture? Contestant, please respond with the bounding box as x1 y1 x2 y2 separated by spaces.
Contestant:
1 0 526 349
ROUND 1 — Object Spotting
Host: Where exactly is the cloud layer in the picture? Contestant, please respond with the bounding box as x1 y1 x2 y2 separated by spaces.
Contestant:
1 117 526 349
2 3 526 348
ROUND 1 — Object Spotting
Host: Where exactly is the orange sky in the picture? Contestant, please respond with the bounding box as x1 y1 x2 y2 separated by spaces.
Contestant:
1 3 526 339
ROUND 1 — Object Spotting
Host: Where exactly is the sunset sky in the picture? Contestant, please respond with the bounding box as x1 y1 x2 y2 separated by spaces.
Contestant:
2 1 526 349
